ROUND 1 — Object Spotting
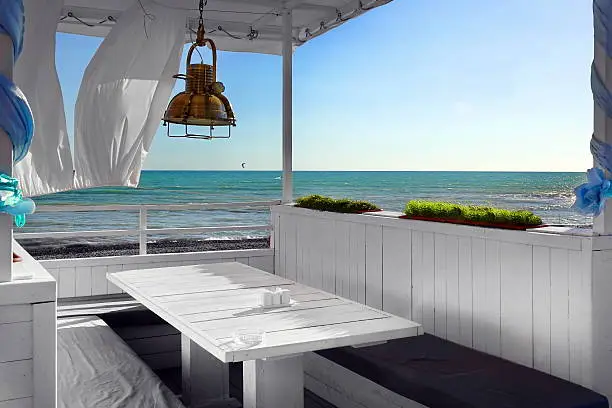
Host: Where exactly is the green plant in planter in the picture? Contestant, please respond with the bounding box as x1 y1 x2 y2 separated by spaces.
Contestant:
295 195 380 213
404 200 542 227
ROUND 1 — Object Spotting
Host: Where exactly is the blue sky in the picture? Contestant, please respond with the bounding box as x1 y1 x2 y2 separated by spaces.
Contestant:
56 0 593 171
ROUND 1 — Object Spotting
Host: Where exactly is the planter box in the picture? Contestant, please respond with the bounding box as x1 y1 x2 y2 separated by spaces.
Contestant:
399 215 545 231
293 206 382 215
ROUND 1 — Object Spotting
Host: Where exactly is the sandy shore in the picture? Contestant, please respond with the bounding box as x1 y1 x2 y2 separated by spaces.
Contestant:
19 237 271 260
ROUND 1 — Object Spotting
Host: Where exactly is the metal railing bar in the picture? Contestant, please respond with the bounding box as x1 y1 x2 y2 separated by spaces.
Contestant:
34 200 281 213
145 225 271 234
15 229 139 240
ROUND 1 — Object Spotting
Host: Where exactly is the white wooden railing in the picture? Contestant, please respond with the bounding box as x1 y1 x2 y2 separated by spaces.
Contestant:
272 204 612 400
15 200 280 255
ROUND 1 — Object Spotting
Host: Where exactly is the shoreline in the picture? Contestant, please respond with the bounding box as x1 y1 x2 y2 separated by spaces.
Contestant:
19 237 271 260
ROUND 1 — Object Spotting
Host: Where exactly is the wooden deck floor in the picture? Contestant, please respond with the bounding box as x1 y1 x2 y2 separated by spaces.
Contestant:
155 366 336 408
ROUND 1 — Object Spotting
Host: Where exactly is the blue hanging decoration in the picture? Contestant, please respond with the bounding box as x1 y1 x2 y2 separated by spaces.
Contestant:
573 168 612 216
0 0 25 62
594 0 612 58
0 173 34 227
572 0 612 216
0 0 33 163
0 74 33 162
0 0 35 226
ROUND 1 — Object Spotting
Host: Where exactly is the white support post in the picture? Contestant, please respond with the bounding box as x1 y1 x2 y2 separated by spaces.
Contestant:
139 207 147 255
593 39 612 234
0 34 14 282
281 6 293 204
590 19 612 400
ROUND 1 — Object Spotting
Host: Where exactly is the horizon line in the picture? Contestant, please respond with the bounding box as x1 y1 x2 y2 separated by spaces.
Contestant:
141 169 585 173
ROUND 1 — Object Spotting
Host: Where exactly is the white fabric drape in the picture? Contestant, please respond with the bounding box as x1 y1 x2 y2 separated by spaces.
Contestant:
73 0 187 189
13 0 74 197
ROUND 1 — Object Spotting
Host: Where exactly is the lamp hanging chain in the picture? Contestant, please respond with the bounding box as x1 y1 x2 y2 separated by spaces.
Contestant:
196 0 206 43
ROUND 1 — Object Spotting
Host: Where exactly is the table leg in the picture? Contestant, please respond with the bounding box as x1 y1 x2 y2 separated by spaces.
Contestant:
243 354 304 408
181 335 240 408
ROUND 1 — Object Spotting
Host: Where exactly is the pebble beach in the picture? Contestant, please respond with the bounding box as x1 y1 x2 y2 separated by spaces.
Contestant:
19 237 270 260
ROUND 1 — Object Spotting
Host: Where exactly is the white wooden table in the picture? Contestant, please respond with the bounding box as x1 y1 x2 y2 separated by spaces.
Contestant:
108 262 423 408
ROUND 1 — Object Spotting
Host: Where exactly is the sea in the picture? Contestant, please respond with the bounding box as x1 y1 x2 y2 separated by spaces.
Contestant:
21 171 590 244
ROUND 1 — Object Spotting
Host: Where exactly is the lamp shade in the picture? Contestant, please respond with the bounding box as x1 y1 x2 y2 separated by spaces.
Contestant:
163 31 235 138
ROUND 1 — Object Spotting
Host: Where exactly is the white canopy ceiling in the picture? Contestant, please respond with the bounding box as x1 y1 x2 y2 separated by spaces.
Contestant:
57 0 392 55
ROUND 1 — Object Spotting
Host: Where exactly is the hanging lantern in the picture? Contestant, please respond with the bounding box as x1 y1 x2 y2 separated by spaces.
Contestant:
163 0 236 139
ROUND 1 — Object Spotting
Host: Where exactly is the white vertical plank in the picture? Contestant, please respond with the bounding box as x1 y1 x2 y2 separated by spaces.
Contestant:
578 246 593 389
106 265 123 294
484 239 501 356
365 224 383 310
33 302 55 408
472 237 487 352
58 267 75 298
411 231 423 326
569 250 587 385
382 226 411 319
532 246 552 374
303 215 315 287
310 218 325 290
591 249 612 397
295 216 305 284
335 221 351 298
91 265 108 296
457 236 473 348
445 235 460 344
284 215 297 282
421 232 435 334
434 233 447 338
321 220 336 294
278 213 287 278
273 212 281 276
349 222 366 304
500 242 533 367
550 248 570 380
74 266 92 297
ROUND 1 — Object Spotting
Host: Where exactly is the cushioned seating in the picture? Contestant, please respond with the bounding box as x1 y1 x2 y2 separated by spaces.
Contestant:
58 316 185 408
315 334 608 408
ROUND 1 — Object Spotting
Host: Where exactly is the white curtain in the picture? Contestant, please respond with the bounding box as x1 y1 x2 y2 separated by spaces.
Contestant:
73 0 187 189
13 0 74 197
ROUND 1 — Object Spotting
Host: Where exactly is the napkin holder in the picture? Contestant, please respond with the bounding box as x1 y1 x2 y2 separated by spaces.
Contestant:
259 288 291 308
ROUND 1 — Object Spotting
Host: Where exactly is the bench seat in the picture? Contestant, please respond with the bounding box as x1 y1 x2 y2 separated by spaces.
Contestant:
315 334 608 408
58 315 185 408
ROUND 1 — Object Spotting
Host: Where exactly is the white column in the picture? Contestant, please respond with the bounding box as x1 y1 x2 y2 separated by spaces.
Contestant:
139 207 147 255
0 34 14 282
593 40 612 234
281 7 293 204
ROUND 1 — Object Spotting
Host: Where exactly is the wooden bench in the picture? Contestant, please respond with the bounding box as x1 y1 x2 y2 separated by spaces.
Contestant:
311 334 609 408
57 315 185 408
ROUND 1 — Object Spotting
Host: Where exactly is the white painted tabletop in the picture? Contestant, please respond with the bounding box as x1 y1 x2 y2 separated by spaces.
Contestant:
108 262 423 362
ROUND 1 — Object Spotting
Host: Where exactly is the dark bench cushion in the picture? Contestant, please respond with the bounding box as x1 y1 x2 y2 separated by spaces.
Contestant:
316 334 608 408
